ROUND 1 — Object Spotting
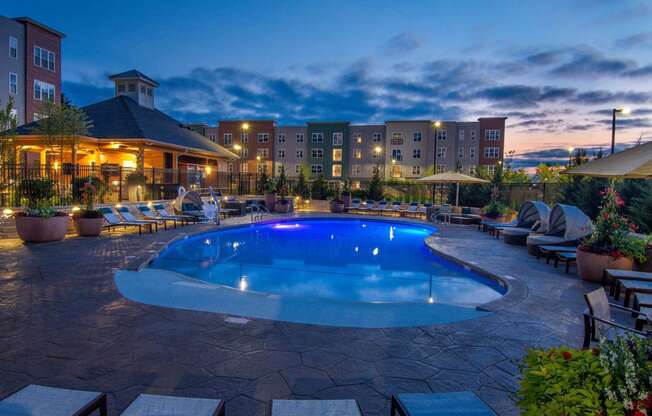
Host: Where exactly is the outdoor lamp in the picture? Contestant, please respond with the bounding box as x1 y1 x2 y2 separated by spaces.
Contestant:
611 107 631 154
242 123 249 130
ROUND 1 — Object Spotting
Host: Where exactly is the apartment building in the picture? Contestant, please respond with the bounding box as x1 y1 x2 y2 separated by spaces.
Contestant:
384 120 432 180
273 125 307 178
306 121 350 180
184 123 218 143
1 15 64 125
217 120 275 175
348 124 386 188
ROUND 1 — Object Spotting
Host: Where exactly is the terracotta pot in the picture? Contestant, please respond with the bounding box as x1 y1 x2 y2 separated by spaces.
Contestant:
330 202 345 213
15 215 69 243
576 248 634 283
73 217 104 237
264 192 277 210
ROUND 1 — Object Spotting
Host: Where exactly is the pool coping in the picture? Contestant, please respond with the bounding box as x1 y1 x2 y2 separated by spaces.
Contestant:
123 213 523 315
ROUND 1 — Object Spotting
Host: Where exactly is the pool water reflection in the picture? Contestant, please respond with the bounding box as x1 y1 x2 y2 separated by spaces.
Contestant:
150 218 505 307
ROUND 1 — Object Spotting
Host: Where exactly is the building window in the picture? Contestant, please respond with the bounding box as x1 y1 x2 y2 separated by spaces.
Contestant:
227 163 234 173
240 163 248 173
354 133 362 144
333 132 343 146
391 165 401 178
413 132 422 142
9 73 17 95
223 133 233 145
437 130 448 140
208 134 216 142
140 85 146 94
352 164 361 175
436 165 446 173
413 149 421 159
372 165 380 175
241 132 248 142
278 149 285 158
459 130 465 141
296 149 304 158
332 164 342 177
469 147 476 159
33 80 55 101
312 132 324 143
9 109 17 121
470 130 477 140
9 37 17 59
296 133 304 143
373 132 383 142
311 149 323 159
352 181 361 189
295 165 301 174
277 164 284 175
257 133 269 143
468 165 476 175
354 148 362 159
391 149 402 161
128 83 136 92
242 147 249 158
484 147 500 158
332 149 342 162
373 147 382 159
437 147 446 158
458 148 464 158
485 129 501 141
147 88 152 96
487 165 496 175
117 84 126 93
311 164 323 174
391 132 403 145
257 163 267 173
412 165 421 175
278 133 286 143
33 46 55 71
257 148 270 158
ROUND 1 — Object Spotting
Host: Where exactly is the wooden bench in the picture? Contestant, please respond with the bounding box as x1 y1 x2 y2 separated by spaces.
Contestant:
604 269 652 299
620 280 652 307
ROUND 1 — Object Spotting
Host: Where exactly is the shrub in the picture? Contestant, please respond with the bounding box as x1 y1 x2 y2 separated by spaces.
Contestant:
367 170 383 200
294 166 310 198
482 200 510 218
310 174 329 200
17 178 56 217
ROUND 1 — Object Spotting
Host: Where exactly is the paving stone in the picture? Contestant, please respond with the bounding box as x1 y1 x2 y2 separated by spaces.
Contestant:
242 372 292 401
374 358 438 379
281 366 334 395
427 369 483 392
316 384 386 414
327 357 378 385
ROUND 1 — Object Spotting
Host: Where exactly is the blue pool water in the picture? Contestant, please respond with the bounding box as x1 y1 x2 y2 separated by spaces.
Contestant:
150 218 505 307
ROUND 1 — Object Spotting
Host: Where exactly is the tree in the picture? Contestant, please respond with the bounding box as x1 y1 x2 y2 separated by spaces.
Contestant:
275 165 287 194
294 166 310 197
535 163 561 183
504 167 531 183
310 174 329 200
0 97 17 166
367 169 384 200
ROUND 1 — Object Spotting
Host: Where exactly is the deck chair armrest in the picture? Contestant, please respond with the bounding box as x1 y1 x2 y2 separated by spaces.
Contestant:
609 302 646 316
584 312 649 336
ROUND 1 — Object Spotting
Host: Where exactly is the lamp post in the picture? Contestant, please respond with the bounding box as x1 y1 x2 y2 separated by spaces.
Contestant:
567 146 574 167
611 108 630 154
431 121 441 203
373 145 382 179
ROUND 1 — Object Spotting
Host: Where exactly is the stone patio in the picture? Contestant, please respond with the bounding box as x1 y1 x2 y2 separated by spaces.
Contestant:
0 214 600 415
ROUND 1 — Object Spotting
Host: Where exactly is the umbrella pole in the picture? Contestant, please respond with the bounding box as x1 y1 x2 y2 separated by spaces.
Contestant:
456 183 459 207
431 184 435 204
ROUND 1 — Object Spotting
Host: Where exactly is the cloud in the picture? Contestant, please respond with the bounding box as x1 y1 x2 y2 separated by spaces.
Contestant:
549 50 636 78
572 90 652 105
623 65 652 78
474 85 576 107
614 31 652 49
381 33 421 56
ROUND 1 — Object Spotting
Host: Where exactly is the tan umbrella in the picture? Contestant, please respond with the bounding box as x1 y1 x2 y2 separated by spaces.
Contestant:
566 140 652 178
416 171 489 206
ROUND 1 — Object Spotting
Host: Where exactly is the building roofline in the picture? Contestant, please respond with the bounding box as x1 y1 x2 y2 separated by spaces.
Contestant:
306 121 351 125
13 17 66 38
108 70 159 87
384 120 433 123
217 119 276 123
478 117 508 120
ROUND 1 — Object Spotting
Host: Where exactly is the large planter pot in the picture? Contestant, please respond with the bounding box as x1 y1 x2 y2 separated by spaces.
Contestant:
330 201 345 213
576 248 634 283
274 201 291 213
342 194 351 211
15 215 69 243
73 217 104 237
264 192 277 211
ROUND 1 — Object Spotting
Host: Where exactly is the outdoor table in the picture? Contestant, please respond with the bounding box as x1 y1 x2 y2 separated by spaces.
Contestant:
391 391 496 416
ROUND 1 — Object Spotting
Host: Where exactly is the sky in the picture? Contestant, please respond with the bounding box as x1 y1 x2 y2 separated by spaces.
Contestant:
4 0 652 168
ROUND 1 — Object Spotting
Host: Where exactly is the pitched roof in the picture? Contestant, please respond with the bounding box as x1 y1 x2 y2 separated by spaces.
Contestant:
108 70 159 87
16 96 237 159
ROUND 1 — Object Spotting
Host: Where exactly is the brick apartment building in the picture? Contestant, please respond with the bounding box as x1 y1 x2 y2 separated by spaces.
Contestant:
0 15 64 125
217 120 275 175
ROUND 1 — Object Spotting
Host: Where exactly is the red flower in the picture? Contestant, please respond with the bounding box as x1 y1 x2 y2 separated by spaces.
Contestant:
561 351 572 361
616 196 625 207
591 347 600 356
630 223 639 232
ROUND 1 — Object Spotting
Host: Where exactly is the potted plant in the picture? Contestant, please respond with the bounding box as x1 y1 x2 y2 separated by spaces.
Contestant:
73 182 103 237
480 200 512 222
577 188 649 283
341 180 352 211
263 177 277 210
15 178 69 243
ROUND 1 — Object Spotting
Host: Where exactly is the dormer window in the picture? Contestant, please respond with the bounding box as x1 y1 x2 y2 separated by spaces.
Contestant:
140 85 146 94
128 84 136 92
117 84 126 93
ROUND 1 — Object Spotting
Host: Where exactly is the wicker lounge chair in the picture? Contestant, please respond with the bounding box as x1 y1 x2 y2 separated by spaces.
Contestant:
0 384 107 416
526 204 593 255
583 287 650 348
138 206 181 229
391 391 496 416
121 394 224 416
117 207 161 231
100 207 153 234
271 399 362 416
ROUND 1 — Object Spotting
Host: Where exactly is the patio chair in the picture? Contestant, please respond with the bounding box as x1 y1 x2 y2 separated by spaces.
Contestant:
618 280 652 307
117 207 161 231
347 198 361 213
100 207 153 234
154 204 197 223
0 384 107 416
417 202 433 219
391 391 496 416
138 205 181 229
271 399 362 416
121 393 224 416
582 287 650 348
387 201 402 216
555 251 577 274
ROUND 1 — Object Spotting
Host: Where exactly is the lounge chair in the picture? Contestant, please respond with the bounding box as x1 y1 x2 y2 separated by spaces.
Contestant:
391 391 496 416
536 245 578 264
138 205 182 228
583 287 650 348
482 200 550 234
500 221 544 245
357 200 374 214
387 201 402 216
117 207 161 231
526 204 593 255
271 399 362 416
417 203 434 220
371 200 388 214
0 384 107 416
402 202 419 218
605 269 652 299
121 394 224 416
154 204 197 223
347 198 361 213
100 207 153 234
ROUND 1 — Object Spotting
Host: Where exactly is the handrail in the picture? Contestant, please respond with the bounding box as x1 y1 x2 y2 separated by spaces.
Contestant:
250 203 269 223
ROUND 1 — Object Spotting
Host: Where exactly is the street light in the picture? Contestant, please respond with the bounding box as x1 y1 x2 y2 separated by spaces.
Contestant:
432 121 441 175
611 108 630 154
567 146 574 167
242 122 249 131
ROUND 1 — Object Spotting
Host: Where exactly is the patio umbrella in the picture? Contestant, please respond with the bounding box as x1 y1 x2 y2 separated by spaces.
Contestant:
566 140 652 178
416 171 489 206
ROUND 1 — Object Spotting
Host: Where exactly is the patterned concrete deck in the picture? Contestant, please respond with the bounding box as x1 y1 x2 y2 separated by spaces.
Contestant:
0 214 598 415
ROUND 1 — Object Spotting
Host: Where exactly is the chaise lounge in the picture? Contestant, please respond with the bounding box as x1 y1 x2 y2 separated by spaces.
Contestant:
526 204 593 255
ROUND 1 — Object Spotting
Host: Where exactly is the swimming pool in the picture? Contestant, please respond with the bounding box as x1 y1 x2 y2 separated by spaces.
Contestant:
115 217 507 327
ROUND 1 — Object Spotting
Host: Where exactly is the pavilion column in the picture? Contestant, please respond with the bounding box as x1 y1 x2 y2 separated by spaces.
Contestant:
136 145 145 173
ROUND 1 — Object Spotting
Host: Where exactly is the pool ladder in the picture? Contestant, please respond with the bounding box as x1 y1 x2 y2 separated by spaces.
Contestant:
250 203 269 223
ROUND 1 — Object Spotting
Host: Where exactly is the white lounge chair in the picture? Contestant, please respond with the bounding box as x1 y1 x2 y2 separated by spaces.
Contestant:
0 384 107 416
347 198 361 212
155 203 197 223
117 207 161 231
401 202 419 217
138 205 182 228
100 207 153 234
371 201 388 214
357 200 375 214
